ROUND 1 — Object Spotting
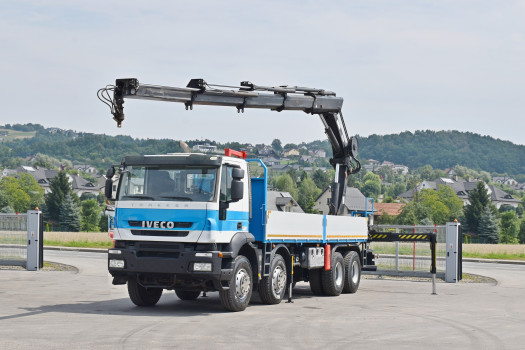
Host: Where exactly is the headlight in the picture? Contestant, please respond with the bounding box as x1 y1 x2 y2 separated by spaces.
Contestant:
109 259 125 268
193 262 212 272
195 252 212 258
109 249 121 254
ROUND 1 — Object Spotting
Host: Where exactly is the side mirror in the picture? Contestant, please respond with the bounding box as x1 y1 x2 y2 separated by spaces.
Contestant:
232 168 244 180
230 179 244 202
106 167 115 178
105 167 115 200
105 179 114 200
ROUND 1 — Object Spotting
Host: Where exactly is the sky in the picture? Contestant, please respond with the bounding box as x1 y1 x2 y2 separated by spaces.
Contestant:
1 0 524 146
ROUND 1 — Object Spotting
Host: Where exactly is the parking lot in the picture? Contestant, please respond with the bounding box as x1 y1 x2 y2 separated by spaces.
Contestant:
1 250 524 349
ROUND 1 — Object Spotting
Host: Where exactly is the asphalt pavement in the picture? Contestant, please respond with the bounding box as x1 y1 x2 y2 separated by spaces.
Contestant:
0 250 524 349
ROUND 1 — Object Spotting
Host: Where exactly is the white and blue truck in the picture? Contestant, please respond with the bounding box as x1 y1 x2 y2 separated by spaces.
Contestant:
99 78 374 311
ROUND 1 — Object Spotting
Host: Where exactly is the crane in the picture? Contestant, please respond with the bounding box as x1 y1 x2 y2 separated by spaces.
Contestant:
98 78 361 215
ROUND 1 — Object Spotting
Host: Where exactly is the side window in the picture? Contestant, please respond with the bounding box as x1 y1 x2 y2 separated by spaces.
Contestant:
220 166 233 201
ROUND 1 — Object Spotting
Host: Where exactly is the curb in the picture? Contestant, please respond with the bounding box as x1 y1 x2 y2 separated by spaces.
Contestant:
462 257 525 265
44 246 108 254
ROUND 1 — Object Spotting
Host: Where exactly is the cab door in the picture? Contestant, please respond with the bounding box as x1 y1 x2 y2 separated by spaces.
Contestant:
219 165 248 233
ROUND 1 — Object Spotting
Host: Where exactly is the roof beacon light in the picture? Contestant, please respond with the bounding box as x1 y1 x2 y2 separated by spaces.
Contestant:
224 148 247 159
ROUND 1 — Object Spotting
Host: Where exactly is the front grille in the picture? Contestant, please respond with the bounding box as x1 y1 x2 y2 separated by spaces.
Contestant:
138 242 182 250
131 230 189 237
128 221 192 228
137 251 180 258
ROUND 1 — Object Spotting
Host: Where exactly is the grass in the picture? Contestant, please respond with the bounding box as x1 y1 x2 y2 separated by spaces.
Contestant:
6 231 525 260
371 242 525 261
461 244 525 261
43 232 112 249
0 128 36 141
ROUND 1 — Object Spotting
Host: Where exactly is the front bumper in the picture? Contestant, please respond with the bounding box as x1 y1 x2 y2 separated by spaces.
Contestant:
108 241 233 289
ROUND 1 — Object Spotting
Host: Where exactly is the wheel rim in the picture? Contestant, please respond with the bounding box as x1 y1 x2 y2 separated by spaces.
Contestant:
235 268 251 301
272 265 286 297
351 260 360 284
335 261 344 287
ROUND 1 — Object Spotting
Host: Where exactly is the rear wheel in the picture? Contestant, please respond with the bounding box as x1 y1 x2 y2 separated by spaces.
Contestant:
259 254 287 304
127 278 163 306
220 255 253 312
309 268 325 296
321 252 344 296
343 251 361 294
175 289 201 300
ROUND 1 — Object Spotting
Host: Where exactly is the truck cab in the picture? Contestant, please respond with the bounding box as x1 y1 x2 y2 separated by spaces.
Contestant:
108 153 261 310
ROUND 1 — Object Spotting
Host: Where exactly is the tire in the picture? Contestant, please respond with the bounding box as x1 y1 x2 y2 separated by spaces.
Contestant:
321 252 345 296
343 251 361 294
259 254 287 305
175 289 201 300
309 268 325 296
220 255 253 312
127 278 163 306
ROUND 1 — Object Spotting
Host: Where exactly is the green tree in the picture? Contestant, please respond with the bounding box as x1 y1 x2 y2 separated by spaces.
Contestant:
297 178 321 213
274 174 298 199
478 206 500 243
80 199 101 232
16 173 45 210
416 165 435 181
33 153 60 169
386 182 407 199
361 172 382 200
0 192 10 209
0 177 31 213
519 219 525 244
99 214 109 232
271 139 283 154
419 189 449 224
376 166 394 183
464 182 491 234
286 168 299 184
45 171 72 222
498 205 516 214
516 204 523 218
499 211 520 244
311 169 331 191
435 185 464 221
396 201 431 225
59 194 81 232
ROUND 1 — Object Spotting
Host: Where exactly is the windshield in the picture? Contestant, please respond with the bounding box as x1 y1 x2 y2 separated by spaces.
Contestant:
117 165 218 202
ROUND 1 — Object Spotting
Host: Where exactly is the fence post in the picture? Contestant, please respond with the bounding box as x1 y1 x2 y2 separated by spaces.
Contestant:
26 210 43 271
395 228 399 271
430 232 437 295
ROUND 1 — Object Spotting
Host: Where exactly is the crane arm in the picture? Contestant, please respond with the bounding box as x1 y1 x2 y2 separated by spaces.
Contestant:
98 78 360 215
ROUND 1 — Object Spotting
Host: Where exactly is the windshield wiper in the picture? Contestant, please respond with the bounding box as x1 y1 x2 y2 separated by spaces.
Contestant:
158 196 193 201
121 195 155 200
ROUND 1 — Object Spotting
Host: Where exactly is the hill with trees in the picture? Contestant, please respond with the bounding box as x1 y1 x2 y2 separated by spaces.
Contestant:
358 130 525 176
0 124 524 177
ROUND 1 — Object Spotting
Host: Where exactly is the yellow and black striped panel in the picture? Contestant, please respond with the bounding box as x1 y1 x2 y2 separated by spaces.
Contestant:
369 232 432 242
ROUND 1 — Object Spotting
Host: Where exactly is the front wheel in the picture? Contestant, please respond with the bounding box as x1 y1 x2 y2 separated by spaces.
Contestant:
127 278 163 306
259 254 287 304
220 255 253 312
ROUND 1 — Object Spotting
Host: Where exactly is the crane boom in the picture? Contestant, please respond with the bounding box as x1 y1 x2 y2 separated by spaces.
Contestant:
98 78 360 215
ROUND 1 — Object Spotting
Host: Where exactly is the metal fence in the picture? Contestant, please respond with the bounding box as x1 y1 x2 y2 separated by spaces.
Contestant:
0 213 28 266
368 225 447 277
